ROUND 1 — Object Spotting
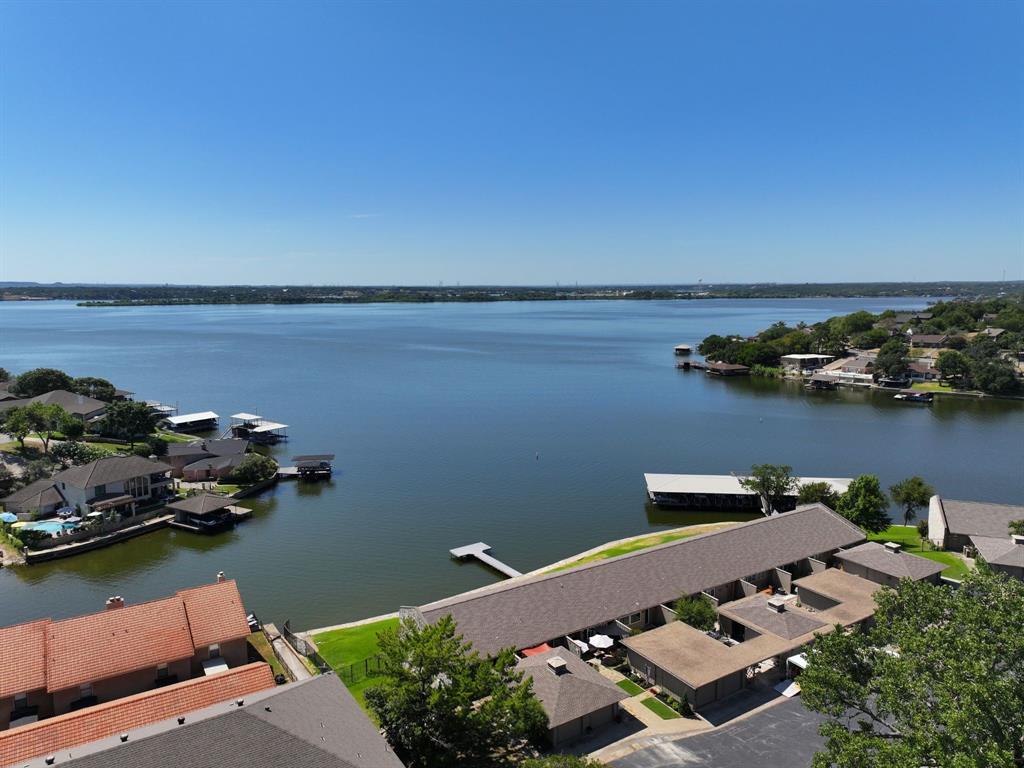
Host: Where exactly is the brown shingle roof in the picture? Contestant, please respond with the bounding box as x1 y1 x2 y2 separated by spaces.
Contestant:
0 663 275 766
833 542 945 581
0 479 65 511
718 595 829 640
0 620 50 697
970 536 1024 568
166 494 235 516
515 649 627 728
420 505 865 656
30 390 107 416
53 455 172 491
179 580 251 649
46 597 195 692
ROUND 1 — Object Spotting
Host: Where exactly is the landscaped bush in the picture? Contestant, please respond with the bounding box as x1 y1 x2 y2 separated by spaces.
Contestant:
233 453 279 485
673 595 717 631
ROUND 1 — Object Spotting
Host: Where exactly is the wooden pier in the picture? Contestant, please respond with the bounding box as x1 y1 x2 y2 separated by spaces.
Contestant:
450 542 522 579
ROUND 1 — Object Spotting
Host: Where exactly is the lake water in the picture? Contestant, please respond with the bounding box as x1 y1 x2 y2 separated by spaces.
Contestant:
1 298 1021 630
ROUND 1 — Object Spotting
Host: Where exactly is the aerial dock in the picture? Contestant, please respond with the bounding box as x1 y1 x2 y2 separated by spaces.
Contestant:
450 542 522 579
644 473 852 512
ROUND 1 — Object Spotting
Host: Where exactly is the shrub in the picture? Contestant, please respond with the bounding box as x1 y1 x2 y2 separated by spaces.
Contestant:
233 453 279 485
673 595 717 631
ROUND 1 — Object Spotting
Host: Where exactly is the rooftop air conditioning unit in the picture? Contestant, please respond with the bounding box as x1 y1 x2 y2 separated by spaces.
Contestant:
547 656 568 675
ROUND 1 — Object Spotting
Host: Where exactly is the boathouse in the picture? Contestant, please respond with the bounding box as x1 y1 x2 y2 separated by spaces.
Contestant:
167 493 237 534
705 362 750 376
292 454 334 479
229 413 288 444
643 473 852 511
165 411 220 432
674 344 692 356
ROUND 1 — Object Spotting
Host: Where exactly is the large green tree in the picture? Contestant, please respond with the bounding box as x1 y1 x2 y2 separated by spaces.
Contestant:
875 339 908 379
936 349 972 388
801 566 1024 768
365 615 547 768
797 481 841 509
72 376 117 402
673 595 717 631
232 453 278 485
836 475 891 533
10 367 73 397
100 401 157 447
739 464 797 514
888 476 934 527
3 407 33 449
24 402 69 454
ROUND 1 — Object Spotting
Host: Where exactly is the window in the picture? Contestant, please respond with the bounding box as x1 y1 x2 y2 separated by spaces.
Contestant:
208 644 220 658
627 612 642 626
80 683 93 698
156 663 169 679
13 693 27 709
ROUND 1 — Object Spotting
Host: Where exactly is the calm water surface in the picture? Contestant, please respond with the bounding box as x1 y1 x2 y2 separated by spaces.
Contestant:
1 299 1021 629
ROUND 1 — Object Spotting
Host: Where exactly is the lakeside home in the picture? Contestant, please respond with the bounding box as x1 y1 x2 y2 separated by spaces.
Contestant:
928 496 1024 581
163 438 249 480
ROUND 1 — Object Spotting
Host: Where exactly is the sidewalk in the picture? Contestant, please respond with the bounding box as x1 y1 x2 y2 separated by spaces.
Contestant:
264 622 313 682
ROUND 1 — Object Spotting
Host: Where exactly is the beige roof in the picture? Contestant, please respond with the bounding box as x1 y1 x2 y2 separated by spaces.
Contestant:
718 595 829 640
791 568 881 626
516 650 627 728
833 542 945 581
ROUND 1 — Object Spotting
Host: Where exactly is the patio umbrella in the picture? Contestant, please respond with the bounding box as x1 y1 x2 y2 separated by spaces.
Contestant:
589 634 614 649
0 513 18 524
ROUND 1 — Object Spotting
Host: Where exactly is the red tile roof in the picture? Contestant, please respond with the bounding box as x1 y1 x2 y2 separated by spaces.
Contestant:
0 663 275 766
179 580 251 649
46 596 195 692
0 620 50 698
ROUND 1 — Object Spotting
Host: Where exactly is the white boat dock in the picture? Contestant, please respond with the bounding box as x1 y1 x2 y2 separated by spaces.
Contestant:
450 542 522 579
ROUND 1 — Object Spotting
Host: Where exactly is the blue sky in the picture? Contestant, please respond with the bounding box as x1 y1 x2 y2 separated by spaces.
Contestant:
0 1 1021 285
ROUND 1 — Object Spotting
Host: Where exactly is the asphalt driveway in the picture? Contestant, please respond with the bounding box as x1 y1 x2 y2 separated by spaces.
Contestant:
611 698 825 768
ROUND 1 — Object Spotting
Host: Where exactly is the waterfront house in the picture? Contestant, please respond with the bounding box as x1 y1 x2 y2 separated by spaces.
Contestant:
412 505 865 658
824 355 875 385
2 673 405 768
832 541 944 586
780 354 833 374
52 455 173 517
0 577 252 732
907 361 939 382
164 438 248 479
28 390 108 422
980 327 1006 340
968 533 1024 582
514 649 627 748
909 333 949 349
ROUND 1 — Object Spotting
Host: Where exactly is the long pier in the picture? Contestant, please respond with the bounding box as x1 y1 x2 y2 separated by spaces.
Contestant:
449 542 522 579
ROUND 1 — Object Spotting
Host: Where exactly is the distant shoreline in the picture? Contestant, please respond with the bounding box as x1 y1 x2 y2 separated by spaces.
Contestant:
1 280 1019 307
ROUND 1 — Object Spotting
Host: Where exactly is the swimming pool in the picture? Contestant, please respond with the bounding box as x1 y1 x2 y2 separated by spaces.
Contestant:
21 520 78 534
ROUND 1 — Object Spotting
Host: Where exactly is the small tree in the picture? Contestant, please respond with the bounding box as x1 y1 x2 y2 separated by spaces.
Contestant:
673 595 717 631
521 758 605 768
796 481 840 509
836 475 891 534
10 368 73 397
875 339 909 379
60 414 85 441
24 402 69 454
0 464 15 495
889 476 935 527
365 615 547 768
100 401 157 447
916 518 929 541
232 453 278 485
51 441 112 468
739 464 797 514
3 407 32 449
0 367 9 383
1010 520 1024 537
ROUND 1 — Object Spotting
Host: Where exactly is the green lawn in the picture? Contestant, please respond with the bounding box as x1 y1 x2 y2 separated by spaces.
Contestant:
215 483 242 496
867 525 970 579
549 524 738 572
247 632 286 679
640 696 680 719
313 617 400 708
616 678 645 696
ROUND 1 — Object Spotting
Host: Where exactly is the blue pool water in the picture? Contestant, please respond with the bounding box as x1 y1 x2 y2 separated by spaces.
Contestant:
23 521 78 534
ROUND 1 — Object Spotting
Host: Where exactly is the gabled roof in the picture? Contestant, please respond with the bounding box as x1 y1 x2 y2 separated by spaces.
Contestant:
938 498 1024 539
54 673 405 768
182 454 247 472
178 580 252 649
970 536 1024 568
1 478 65 511
420 505 865 656
53 455 172 490
0 620 50 697
834 542 945 581
46 597 196 692
0 663 275 767
516 649 627 728
166 494 235 516
30 390 108 416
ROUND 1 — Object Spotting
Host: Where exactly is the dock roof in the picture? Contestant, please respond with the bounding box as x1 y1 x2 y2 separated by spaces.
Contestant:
165 411 219 426
166 493 236 516
644 474 851 496
419 505 865 656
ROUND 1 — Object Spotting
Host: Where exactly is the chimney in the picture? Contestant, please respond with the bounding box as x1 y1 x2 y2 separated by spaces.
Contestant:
766 596 787 613
883 542 902 554
216 571 226 583
105 596 125 610
546 656 569 676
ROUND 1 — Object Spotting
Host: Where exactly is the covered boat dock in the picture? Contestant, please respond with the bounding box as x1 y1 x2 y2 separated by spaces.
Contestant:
644 473 852 512
229 412 289 443
165 411 220 432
